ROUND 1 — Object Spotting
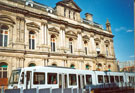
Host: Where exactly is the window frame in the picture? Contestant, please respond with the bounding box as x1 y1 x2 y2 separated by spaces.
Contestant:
0 25 9 47
29 31 36 50
69 74 77 86
47 73 58 85
33 72 45 85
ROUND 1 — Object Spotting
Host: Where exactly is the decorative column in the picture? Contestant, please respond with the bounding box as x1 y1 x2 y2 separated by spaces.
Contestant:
89 33 96 56
77 29 83 54
41 21 48 45
110 39 115 57
77 30 82 50
60 25 65 49
100 36 105 55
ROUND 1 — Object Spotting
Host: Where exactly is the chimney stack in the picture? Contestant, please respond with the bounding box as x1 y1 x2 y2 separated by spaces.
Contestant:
85 13 93 21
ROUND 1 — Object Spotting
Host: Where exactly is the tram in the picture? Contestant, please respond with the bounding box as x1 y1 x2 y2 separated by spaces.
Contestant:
8 66 135 89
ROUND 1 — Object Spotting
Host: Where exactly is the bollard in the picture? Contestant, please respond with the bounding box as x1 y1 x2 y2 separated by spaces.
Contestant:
50 87 52 93
1 86 4 93
71 87 73 93
36 86 39 93
89 87 91 93
20 87 23 93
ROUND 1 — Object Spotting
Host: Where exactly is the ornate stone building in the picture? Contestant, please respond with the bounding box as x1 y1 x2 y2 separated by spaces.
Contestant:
0 0 118 86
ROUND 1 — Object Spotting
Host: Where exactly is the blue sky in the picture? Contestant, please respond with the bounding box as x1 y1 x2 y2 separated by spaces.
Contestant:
34 0 134 62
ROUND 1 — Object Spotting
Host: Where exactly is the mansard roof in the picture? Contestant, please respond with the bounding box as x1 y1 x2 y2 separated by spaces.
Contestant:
56 0 82 12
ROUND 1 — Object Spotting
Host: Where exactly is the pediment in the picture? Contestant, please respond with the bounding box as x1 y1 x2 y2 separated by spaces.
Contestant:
57 0 82 12
83 35 89 40
26 22 40 29
104 40 110 44
48 27 59 33
66 30 77 36
0 15 15 24
94 38 100 42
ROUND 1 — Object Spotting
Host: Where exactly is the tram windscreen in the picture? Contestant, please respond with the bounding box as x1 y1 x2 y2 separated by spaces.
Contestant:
9 70 21 84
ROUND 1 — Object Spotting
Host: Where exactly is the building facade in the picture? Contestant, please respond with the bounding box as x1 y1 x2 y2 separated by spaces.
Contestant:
0 0 118 86
118 60 135 72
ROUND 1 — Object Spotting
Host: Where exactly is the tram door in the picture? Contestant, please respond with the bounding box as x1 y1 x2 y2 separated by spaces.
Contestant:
59 73 66 88
78 75 85 89
26 71 32 89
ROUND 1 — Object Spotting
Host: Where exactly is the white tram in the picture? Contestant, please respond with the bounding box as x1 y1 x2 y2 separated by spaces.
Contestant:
8 66 135 89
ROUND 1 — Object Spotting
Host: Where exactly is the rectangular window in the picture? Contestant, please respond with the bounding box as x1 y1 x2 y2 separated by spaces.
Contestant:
53 43 55 52
69 74 77 85
104 75 109 83
110 76 114 83
3 72 7 78
115 76 119 82
0 34 3 46
85 47 87 55
33 72 45 85
32 39 35 49
4 35 7 47
48 73 57 84
20 72 24 84
29 39 31 49
86 75 92 85
98 75 103 83
69 42 73 53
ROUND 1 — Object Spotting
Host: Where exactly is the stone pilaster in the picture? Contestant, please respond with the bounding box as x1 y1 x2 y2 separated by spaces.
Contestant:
89 33 96 56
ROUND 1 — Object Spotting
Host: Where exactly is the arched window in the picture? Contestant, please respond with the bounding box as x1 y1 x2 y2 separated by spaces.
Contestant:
0 62 8 78
86 64 90 70
29 31 35 49
0 25 9 47
70 64 75 68
51 34 56 52
69 38 73 53
84 41 88 55
29 63 36 67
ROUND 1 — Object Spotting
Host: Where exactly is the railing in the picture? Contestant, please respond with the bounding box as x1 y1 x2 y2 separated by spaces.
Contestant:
0 87 84 93
0 82 135 93
82 19 103 29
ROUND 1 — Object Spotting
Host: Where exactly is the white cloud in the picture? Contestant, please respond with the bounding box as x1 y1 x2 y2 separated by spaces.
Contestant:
127 30 133 32
115 27 126 32
130 55 134 58
115 27 133 33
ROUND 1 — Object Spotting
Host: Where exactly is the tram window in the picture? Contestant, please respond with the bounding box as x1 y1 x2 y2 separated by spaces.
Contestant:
33 72 45 84
86 75 92 85
69 74 77 85
110 76 114 83
20 72 24 84
104 75 109 83
129 76 131 83
98 75 103 83
115 76 119 83
48 73 57 84
120 76 124 82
